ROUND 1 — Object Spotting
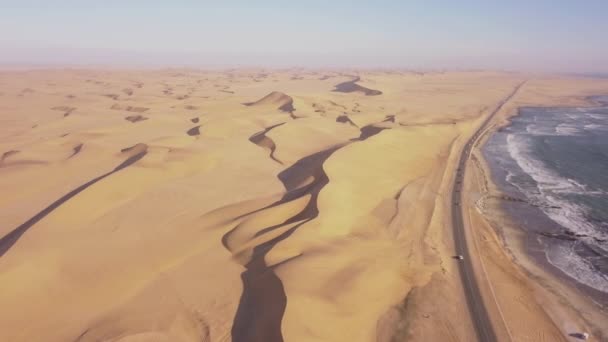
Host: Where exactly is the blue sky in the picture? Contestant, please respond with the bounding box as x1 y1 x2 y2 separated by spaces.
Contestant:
1 0 607 71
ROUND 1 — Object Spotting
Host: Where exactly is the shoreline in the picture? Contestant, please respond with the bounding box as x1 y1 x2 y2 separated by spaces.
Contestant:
473 93 608 339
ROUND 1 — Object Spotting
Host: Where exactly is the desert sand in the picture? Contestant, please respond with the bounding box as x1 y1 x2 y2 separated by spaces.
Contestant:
0 69 607 341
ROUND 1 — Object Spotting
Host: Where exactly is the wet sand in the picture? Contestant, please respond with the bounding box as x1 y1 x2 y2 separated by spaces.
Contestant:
471 82 608 341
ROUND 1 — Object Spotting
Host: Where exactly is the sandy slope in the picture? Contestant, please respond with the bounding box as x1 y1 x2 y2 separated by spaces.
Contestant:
0 69 606 342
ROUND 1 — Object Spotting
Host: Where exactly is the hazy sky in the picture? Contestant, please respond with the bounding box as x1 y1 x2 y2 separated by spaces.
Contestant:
1 0 607 72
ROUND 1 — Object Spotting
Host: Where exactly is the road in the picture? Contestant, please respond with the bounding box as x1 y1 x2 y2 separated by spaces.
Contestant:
451 81 526 342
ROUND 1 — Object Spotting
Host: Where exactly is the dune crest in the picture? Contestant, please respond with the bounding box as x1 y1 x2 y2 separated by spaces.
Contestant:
68 143 83 158
333 77 382 96
245 91 295 113
2 69 606 342
0 142 148 258
249 123 285 165
336 114 358 127
0 150 19 165
120 143 149 156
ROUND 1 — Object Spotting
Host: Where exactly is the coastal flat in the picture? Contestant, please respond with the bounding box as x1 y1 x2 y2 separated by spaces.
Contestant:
1 69 607 342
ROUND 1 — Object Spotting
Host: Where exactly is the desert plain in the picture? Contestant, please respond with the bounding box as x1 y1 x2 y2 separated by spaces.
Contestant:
1 69 607 342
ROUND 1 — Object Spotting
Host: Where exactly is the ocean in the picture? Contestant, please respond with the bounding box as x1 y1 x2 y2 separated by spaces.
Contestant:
484 96 608 299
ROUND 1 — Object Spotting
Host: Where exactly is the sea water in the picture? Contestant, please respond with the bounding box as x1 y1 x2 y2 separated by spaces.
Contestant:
484 96 608 296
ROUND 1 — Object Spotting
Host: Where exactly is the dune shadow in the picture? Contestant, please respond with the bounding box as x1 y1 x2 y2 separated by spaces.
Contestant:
225 121 393 340
0 148 147 258
125 115 148 123
228 147 340 342
336 114 358 127
332 77 382 96
249 123 285 165
68 143 84 159
187 126 201 136
0 150 19 165
352 125 389 141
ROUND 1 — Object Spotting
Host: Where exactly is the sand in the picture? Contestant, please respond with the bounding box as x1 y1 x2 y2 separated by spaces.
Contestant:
0 69 607 342
467 78 608 342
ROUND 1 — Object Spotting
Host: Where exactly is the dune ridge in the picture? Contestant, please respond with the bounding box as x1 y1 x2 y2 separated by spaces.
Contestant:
245 91 295 113
249 123 285 165
0 150 19 165
0 144 148 258
336 114 358 127
1 69 606 342
68 143 83 158
224 111 404 340
333 77 382 96
226 145 342 342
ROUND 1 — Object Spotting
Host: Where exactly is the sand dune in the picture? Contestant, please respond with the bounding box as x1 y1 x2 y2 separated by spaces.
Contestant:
1 69 607 342
0 150 19 165
355 124 390 140
0 142 148 258
336 114 358 127
333 77 383 96
245 91 295 113
120 143 149 155
125 115 148 123
249 123 285 165
69 143 83 158
383 114 395 123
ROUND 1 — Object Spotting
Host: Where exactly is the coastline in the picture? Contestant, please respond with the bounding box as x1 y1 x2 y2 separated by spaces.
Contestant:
472 93 608 340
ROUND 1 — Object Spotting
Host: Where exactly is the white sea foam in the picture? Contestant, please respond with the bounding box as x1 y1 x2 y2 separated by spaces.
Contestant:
545 243 608 293
525 124 538 134
566 113 580 119
555 123 581 135
525 121 587 136
588 114 606 120
506 171 515 184
506 134 608 240
501 109 608 293
525 123 555 135
584 123 607 131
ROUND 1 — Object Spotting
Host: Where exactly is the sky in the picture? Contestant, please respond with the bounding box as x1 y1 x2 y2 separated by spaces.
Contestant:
1 0 607 72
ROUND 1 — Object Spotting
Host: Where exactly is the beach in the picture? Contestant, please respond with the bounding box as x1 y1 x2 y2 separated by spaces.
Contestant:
471 81 608 341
